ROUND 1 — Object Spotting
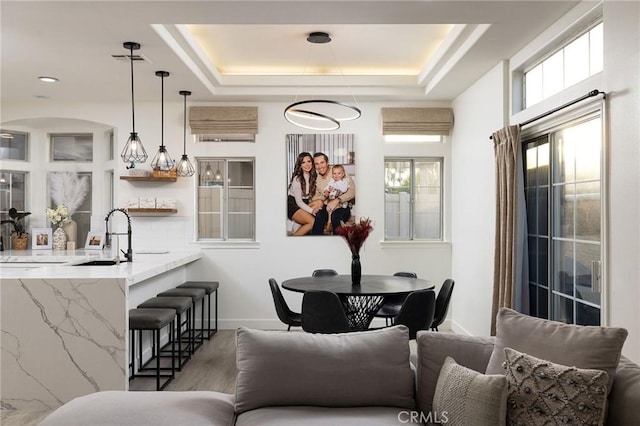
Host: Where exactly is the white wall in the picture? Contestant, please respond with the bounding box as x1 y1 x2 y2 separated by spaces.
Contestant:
449 62 506 336
1 100 453 330
450 1 640 362
600 0 640 364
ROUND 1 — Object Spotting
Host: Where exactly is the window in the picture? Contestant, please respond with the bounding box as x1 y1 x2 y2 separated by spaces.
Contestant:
524 22 603 108
47 172 93 246
197 158 255 241
523 110 603 326
50 133 93 162
384 158 442 240
0 130 28 161
0 171 28 248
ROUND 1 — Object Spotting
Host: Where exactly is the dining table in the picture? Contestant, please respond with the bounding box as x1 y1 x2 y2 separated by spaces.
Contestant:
282 274 433 330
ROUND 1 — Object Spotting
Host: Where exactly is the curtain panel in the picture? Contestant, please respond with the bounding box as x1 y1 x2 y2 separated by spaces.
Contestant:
491 124 528 334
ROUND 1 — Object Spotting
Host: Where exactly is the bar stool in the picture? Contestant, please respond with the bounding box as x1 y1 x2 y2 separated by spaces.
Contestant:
137 296 192 371
157 287 206 353
129 308 176 391
177 281 219 339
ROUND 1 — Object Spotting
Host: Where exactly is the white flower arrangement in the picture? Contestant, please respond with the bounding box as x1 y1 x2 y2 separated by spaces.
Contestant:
46 204 71 227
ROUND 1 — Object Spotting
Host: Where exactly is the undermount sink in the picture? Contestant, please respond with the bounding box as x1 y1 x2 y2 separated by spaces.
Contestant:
74 259 125 266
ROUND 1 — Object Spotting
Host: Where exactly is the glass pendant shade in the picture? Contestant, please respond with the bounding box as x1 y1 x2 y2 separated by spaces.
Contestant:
121 132 148 162
176 154 195 177
121 42 147 163
176 90 195 177
150 145 174 170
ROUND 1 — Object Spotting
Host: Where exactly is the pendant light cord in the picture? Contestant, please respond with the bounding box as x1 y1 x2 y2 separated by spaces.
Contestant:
160 73 164 148
183 93 187 154
129 44 136 133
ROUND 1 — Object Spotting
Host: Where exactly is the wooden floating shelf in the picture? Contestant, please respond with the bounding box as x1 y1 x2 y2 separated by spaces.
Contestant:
120 176 177 182
127 208 177 216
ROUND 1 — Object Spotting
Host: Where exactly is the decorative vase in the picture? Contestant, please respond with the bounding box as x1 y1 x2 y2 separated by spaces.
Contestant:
11 233 28 250
63 219 77 246
53 226 67 251
351 254 361 285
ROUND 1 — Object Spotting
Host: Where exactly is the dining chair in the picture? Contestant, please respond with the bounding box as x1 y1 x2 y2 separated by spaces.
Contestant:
430 279 455 331
392 289 436 339
268 278 302 331
374 272 418 326
312 269 338 277
301 290 352 334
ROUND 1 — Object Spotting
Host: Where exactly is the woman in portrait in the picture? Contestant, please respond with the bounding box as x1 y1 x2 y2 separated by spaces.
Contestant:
287 152 322 235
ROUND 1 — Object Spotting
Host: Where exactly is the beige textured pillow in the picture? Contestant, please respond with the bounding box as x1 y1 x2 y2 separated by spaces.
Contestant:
504 347 608 426
432 356 507 426
486 308 626 393
234 326 414 413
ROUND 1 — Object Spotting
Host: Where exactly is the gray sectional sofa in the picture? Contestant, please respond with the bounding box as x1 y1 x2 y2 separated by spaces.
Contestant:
41 309 640 426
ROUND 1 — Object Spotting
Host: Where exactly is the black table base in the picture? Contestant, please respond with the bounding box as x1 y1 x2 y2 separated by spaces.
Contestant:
341 294 384 330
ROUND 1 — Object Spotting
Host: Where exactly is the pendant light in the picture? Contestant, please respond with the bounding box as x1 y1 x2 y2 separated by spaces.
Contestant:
284 32 361 131
176 90 195 177
150 71 174 170
120 41 148 163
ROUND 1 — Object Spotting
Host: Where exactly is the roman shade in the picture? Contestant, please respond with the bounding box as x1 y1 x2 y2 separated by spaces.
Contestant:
189 106 258 137
381 107 453 135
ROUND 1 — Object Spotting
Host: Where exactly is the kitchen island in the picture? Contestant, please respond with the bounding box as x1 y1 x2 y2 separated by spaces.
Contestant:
0 249 202 410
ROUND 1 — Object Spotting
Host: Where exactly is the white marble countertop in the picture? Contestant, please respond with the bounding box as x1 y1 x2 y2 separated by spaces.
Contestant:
0 249 202 286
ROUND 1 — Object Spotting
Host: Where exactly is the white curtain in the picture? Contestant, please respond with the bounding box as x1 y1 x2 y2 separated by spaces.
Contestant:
491 125 529 334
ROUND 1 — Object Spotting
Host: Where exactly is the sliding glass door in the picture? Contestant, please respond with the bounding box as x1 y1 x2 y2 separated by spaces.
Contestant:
523 111 603 325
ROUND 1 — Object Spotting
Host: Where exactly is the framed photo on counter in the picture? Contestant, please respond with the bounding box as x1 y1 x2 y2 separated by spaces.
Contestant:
85 231 103 249
32 228 53 250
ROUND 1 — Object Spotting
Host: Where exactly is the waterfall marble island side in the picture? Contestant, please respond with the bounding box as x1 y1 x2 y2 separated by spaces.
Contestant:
0 249 202 411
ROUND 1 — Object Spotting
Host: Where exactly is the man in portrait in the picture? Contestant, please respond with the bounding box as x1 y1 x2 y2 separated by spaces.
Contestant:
310 152 356 235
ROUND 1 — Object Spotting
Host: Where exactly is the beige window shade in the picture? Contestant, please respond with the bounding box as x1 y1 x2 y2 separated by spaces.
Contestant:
189 106 258 136
381 108 454 135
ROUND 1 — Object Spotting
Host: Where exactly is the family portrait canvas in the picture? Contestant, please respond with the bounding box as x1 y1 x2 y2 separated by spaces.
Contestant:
286 134 356 236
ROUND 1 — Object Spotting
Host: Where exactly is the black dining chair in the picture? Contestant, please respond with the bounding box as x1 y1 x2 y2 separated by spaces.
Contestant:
431 279 455 331
374 272 418 326
312 269 338 277
393 289 436 339
268 278 302 331
301 290 352 334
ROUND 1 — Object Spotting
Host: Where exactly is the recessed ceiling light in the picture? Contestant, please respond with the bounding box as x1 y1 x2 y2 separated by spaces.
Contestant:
38 76 58 83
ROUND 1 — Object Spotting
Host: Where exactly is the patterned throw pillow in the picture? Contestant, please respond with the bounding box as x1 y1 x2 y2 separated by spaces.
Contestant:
432 356 507 426
503 347 609 426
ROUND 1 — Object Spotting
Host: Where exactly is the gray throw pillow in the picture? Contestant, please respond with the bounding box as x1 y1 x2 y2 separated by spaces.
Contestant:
504 347 608 426
234 326 414 414
416 331 496 414
432 356 507 426
486 308 627 393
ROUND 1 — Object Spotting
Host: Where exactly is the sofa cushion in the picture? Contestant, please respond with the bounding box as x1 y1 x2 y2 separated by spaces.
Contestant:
416 331 496 414
235 406 407 426
607 356 640 426
432 356 507 426
504 347 608 425
39 391 236 426
234 326 414 414
486 308 627 393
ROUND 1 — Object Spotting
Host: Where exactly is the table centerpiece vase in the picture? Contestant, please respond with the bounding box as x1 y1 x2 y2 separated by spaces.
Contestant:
337 217 373 286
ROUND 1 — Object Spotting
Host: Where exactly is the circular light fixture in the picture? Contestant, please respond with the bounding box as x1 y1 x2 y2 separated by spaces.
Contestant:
38 76 58 83
284 32 361 131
